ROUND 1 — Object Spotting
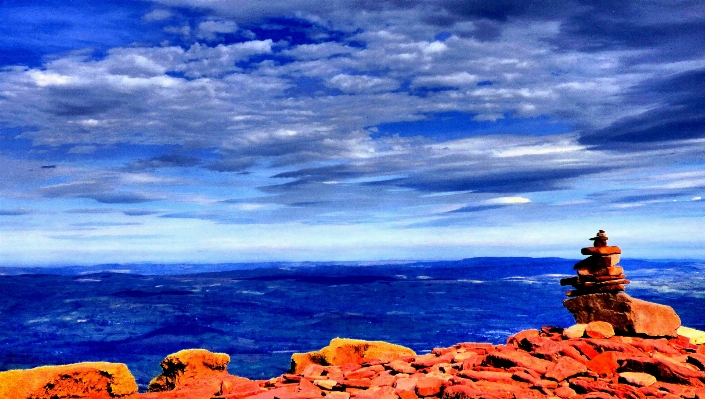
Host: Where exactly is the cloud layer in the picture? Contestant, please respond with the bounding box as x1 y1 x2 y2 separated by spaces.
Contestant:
1 0 704 263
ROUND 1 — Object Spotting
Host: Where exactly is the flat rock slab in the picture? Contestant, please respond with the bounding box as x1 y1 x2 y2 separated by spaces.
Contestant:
580 246 622 256
563 293 681 337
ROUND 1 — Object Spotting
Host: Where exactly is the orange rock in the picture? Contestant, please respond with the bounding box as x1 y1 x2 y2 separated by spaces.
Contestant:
484 350 553 374
387 359 416 374
585 321 615 339
290 338 415 374
352 386 398 399
416 376 444 397
147 349 230 393
564 292 681 337
562 324 587 339
394 376 419 399
581 246 622 255
507 329 540 345
545 357 588 381
554 384 579 398
370 371 395 387
457 370 514 383
586 351 619 377
0 362 137 399
440 384 483 398
618 371 657 387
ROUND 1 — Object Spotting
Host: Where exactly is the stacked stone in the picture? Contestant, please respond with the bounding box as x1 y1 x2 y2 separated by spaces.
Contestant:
560 230 630 297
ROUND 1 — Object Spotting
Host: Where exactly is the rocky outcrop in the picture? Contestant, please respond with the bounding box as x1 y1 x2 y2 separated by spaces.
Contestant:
3 328 705 399
564 292 682 337
563 230 682 337
290 337 417 374
145 348 262 398
0 362 137 399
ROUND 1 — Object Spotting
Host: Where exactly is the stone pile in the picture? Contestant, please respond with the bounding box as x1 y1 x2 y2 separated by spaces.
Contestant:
560 230 630 297
562 229 682 337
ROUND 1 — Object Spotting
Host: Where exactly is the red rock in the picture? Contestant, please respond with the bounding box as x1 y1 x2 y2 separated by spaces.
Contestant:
290 338 415 374
352 386 398 399
586 351 619 377
457 370 514 383
563 293 682 337
620 356 705 386
558 343 589 364
370 371 395 387
484 351 553 374
394 376 419 399
387 359 416 374
507 329 540 345
343 378 372 389
574 255 621 270
581 246 622 255
554 384 579 398
518 336 563 360
688 353 705 371
585 321 615 339
0 362 138 399
566 340 600 359
577 266 624 276
218 375 263 397
344 368 376 380
545 356 588 381
440 385 483 399
147 349 230 392
412 353 455 369
416 376 444 397
473 379 545 398
618 372 657 387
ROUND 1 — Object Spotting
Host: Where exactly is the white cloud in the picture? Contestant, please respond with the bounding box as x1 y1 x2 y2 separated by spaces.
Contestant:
484 197 531 205
196 19 238 41
326 74 400 94
143 9 173 22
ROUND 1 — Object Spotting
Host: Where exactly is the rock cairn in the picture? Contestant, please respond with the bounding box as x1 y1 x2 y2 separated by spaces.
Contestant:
562 230 682 337
560 230 630 297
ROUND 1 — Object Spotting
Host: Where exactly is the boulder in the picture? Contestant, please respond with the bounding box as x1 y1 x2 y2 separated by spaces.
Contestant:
290 338 416 374
585 321 615 339
563 324 587 339
0 362 137 399
563 293 681 337
148 348 231 392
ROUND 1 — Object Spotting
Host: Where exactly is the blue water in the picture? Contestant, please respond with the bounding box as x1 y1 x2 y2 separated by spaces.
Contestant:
0 257 703 389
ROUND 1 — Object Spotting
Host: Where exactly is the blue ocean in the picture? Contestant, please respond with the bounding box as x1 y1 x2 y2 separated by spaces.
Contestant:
1 258 703 389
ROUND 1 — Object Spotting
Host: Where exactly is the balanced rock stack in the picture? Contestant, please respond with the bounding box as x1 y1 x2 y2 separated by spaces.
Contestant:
560 230 629 297
562 230 682 337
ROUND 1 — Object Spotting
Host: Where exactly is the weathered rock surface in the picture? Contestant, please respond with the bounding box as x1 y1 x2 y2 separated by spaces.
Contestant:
581 246 622 256
564 292 682 337
0 362 138 399
4 329 705 399
290 337 417 374
148 348 231 392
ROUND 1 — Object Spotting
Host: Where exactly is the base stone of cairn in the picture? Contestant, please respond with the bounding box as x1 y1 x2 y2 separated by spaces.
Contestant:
562 230 681 337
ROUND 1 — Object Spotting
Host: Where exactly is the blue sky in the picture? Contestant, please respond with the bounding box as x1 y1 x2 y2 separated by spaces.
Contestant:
1 0 705 265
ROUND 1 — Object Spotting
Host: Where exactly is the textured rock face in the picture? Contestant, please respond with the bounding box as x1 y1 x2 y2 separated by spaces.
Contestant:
148 348 231 392
0 362 137 399
290 337 416 374
563 292 681 337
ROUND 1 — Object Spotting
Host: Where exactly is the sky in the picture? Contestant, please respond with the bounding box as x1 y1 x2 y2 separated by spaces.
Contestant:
1 0 704 265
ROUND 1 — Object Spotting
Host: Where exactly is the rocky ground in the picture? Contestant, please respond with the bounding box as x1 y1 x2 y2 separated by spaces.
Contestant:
3 323 705 399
